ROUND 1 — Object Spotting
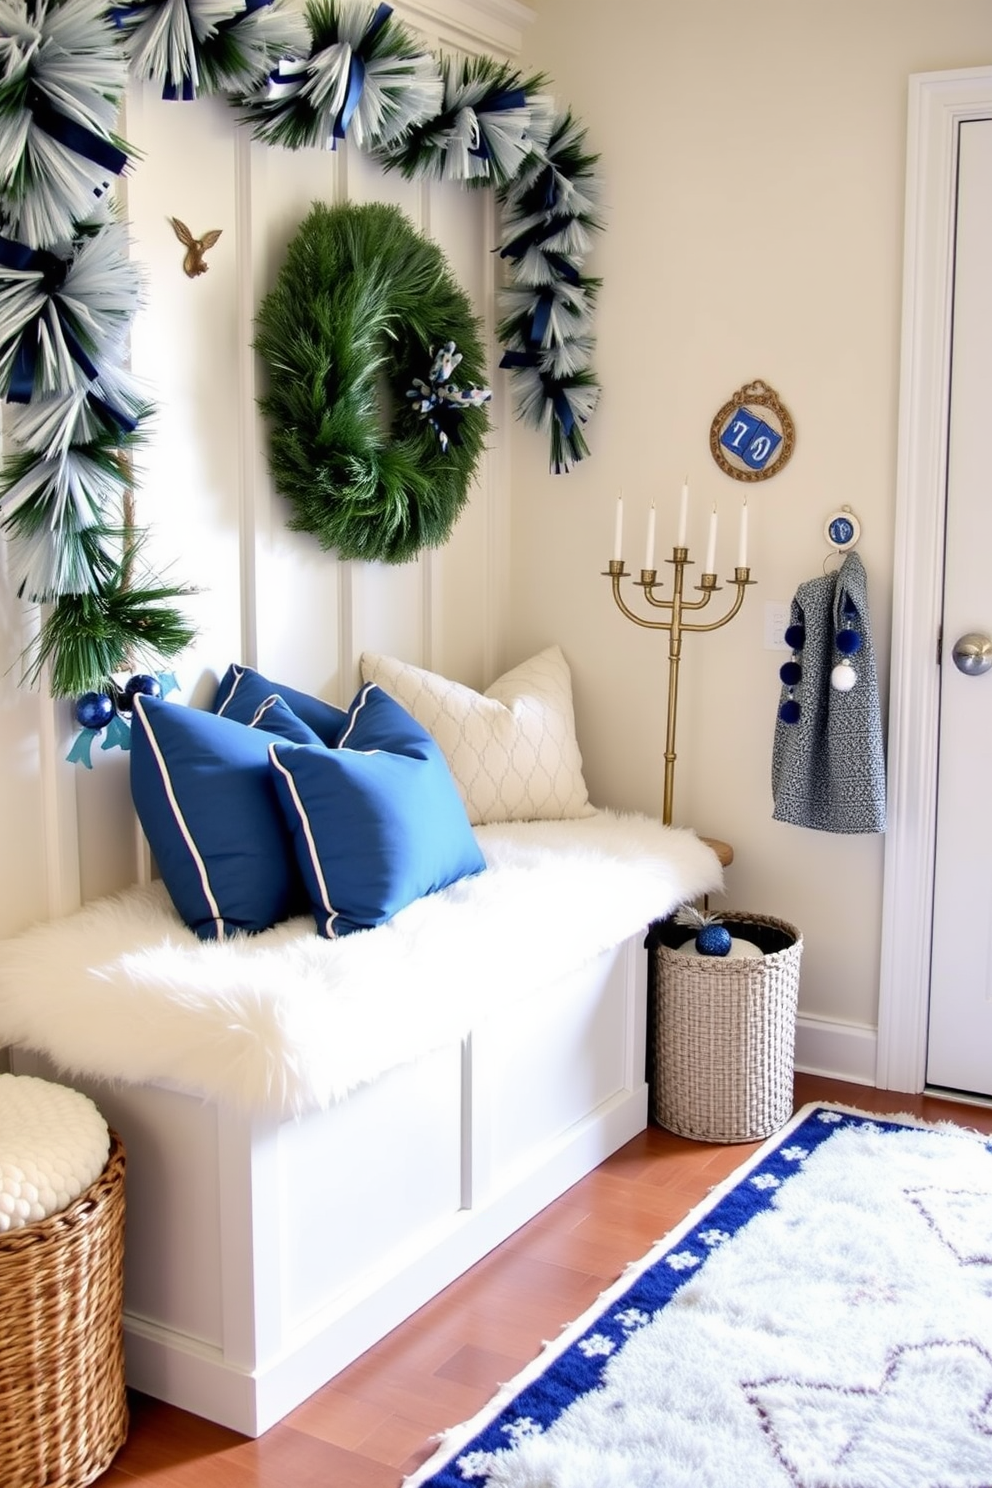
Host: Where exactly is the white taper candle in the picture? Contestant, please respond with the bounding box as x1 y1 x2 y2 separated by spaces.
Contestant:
613 494 624 561
705 506 718 573
738 498 748 568
644 503 656 571
677 478 689 548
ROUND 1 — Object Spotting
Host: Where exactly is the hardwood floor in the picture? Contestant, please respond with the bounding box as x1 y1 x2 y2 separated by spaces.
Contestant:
94 1075 992 1486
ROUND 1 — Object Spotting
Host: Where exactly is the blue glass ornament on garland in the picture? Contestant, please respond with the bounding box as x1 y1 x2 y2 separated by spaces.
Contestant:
119 672 163 711
66 671 178 767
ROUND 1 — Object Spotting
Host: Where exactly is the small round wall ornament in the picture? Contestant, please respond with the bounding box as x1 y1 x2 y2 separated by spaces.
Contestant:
709 379 795 483
824 507 861 551
254 199 491 565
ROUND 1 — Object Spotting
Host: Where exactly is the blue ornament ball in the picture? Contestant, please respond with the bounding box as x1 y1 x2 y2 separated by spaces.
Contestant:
779 698 801 725
779 661 802 686
835 628 862 656
784 623 806 649
121 673 162 711
75 692 114 731
696 923 732 957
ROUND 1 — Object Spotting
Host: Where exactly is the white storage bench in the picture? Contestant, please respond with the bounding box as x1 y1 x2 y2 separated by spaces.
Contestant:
0 813 721 1437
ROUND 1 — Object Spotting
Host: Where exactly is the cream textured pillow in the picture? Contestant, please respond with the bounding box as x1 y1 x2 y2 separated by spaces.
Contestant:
359 645 597 826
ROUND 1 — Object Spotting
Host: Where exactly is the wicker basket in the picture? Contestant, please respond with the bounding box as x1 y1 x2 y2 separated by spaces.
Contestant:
0 1129 128 1488
647 912 803 1143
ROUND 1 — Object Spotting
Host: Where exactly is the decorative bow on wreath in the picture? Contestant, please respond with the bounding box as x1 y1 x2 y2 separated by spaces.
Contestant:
406 341 491 454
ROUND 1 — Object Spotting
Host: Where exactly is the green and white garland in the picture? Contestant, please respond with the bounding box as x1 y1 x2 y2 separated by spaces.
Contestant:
0 0 603 726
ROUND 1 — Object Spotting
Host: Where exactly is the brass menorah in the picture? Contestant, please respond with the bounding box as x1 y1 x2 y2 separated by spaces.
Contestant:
603 542 755 825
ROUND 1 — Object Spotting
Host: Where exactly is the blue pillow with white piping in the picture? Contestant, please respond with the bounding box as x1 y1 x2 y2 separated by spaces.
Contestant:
269 684 486 938
211 663 348 745
129 695 313 940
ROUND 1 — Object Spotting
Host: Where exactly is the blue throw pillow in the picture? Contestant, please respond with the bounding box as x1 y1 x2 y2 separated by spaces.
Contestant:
211 663 347 745
269 684 486 938
130 695 306 940
244 693 324 745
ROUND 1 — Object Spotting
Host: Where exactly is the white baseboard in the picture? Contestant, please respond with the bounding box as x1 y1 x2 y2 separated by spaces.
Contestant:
794 1013 878 1087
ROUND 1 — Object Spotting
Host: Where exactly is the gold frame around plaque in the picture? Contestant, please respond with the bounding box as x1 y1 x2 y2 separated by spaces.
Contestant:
709 378 795 483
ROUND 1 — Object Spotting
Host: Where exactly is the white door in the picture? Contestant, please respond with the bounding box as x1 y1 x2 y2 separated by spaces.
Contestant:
926 117 992 1096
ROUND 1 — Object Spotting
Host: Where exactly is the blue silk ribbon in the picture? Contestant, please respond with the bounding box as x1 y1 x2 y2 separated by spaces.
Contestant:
88 390 140 437
331 52 365 144
0 234 105 405
499 215 567 261
162 74 196 101
528 291 555 345
330 2 391 145
28 93 128 177
468 85 527 159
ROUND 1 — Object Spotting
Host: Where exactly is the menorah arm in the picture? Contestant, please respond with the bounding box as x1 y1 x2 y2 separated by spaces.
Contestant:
681 571 755 632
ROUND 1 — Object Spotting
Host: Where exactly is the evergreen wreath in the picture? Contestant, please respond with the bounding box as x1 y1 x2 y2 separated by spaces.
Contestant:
254 200 491 565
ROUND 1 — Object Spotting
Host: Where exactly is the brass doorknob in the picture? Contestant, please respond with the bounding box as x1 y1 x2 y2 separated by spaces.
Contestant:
951 632 992 676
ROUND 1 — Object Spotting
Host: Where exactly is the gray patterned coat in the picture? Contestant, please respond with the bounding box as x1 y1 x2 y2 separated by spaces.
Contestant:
771 551 886 833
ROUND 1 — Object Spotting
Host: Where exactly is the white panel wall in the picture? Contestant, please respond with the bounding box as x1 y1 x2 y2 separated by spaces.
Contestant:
0 0 533 950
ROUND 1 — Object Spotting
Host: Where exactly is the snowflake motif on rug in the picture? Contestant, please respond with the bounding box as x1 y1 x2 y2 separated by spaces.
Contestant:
614 1306 650 1329
577 1332 615 1358
501 1417 542 1445
699 1227 731 1247
751 1172 782 1191
665 1250 701 1271
454 1448 500 1480
781 1145 809 1162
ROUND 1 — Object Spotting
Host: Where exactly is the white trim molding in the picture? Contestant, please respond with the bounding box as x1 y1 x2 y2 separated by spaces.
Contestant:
395 0 535 58
876 67 992 1093
795 1014 877 1089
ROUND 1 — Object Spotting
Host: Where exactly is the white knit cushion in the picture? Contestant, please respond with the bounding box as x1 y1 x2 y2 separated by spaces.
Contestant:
0 1074 110 1232
359 645 597 826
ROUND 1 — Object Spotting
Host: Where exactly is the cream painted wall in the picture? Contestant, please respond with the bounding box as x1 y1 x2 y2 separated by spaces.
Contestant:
509 2 992 1047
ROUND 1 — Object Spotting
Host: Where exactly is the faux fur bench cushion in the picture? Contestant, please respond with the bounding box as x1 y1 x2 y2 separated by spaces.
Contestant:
0 813 721 1119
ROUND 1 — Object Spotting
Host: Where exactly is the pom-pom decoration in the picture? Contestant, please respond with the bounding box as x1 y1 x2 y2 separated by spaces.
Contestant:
779 698 801 724
236 0 443 151
835 627 862 656
784 622 805 649
831 661 858 693
779 660 801 686
0 0 133 250
378 53 550 189
117 0 310 101
0 214 143 407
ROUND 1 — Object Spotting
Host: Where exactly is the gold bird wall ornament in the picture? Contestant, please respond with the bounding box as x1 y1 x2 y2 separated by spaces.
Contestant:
169 217 222 277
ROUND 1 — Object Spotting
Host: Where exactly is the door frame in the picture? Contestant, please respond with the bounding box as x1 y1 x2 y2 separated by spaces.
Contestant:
876 66 992 1092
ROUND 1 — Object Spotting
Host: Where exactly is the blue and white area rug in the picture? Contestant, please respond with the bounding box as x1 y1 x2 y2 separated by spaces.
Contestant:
404 1103 992 1488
